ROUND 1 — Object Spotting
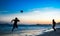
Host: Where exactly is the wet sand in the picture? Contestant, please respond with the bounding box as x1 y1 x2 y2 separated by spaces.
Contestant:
37 28 60 36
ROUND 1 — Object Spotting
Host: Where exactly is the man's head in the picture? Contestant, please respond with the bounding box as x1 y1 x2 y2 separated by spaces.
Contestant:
15 17 18 20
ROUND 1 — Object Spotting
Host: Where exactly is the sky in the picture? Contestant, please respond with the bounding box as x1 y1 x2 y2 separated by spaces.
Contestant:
0 0 60 24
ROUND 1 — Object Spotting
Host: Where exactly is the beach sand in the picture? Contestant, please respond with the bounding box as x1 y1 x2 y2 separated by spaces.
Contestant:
0 28 60 36
37 28 60 36
0 30 44 36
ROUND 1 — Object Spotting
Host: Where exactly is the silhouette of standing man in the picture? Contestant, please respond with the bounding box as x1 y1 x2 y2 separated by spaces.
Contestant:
11 17 20 31
52 19 56 31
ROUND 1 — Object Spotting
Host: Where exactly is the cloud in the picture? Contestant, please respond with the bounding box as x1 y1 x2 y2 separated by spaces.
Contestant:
0 7 60 24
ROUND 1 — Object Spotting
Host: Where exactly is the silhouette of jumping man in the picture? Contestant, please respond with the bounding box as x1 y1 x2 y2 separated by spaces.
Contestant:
52 19 56 31
11 17 20 31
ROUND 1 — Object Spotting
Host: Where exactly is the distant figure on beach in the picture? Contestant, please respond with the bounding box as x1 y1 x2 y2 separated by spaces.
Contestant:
52 19 56 31
11 17 20 31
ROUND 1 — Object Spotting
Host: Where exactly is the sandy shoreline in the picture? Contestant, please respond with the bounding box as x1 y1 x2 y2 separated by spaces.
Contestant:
37 28 60 36
0 30 44 36
0 28 60 36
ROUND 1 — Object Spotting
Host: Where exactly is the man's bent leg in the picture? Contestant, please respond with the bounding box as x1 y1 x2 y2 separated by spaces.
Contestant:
12 25 15 31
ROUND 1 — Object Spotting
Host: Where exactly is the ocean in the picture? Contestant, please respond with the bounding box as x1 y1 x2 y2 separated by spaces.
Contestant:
0 24 60 36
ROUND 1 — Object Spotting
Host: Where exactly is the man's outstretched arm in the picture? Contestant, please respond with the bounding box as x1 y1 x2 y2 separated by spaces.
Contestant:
11 19 14 23
18 20 20 22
